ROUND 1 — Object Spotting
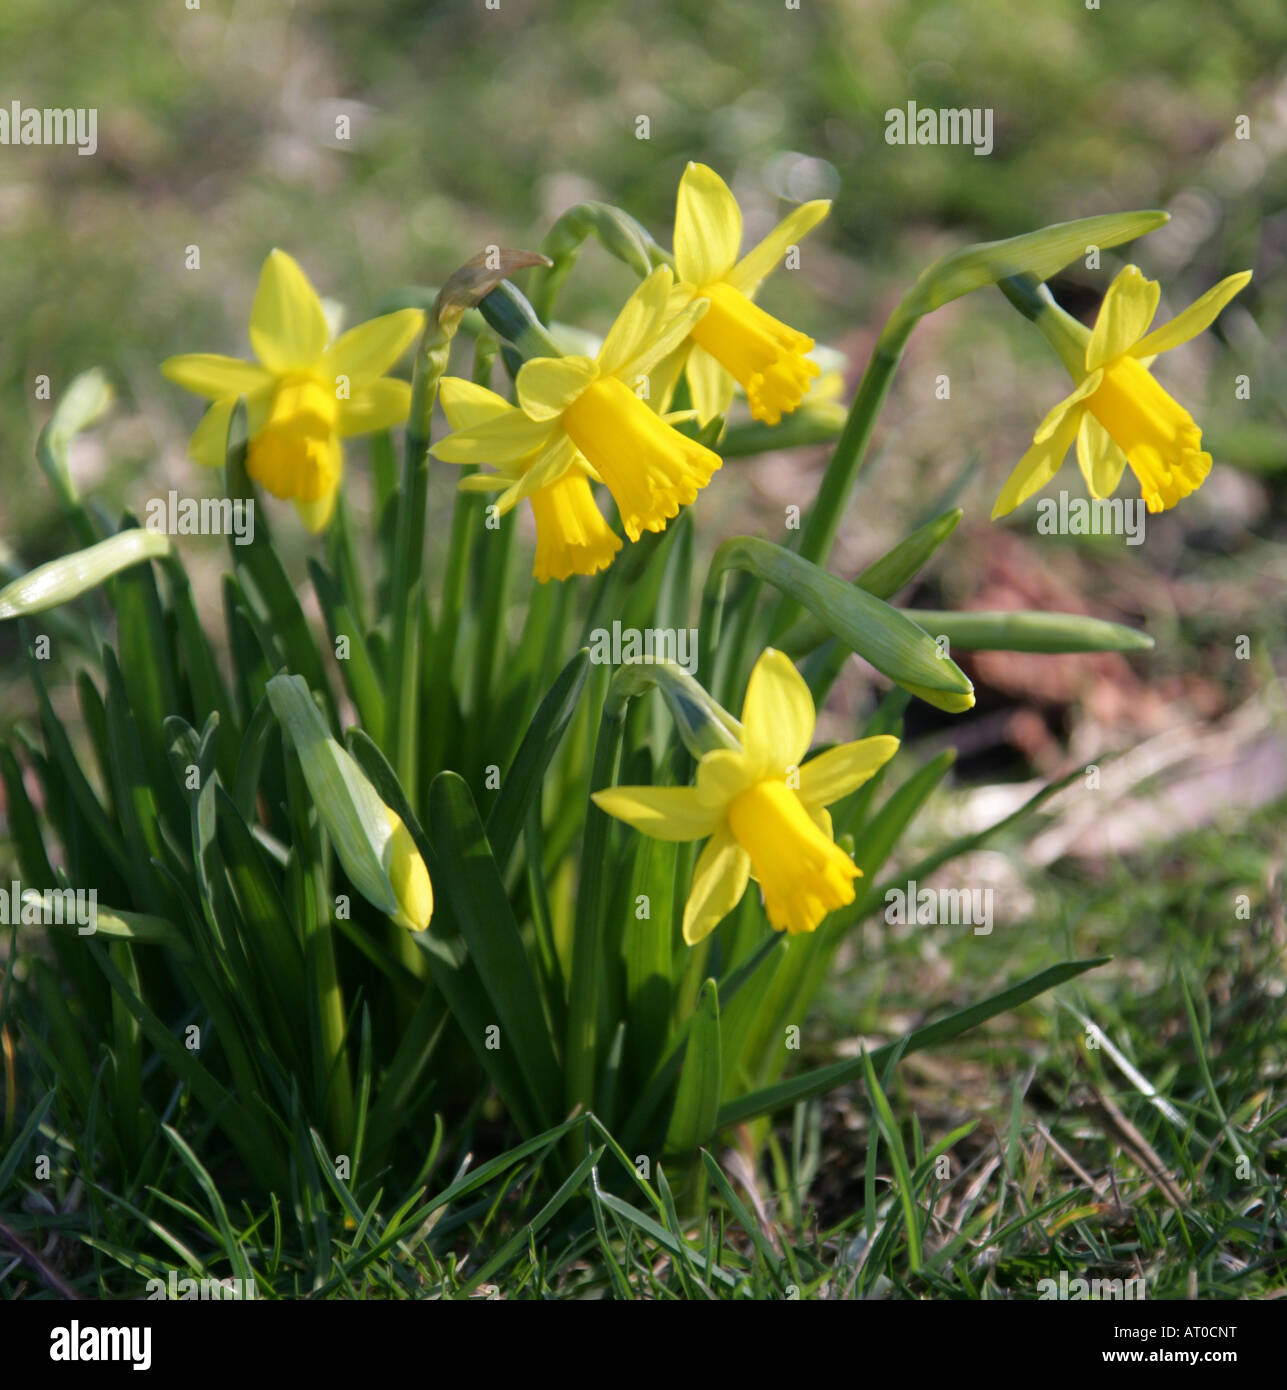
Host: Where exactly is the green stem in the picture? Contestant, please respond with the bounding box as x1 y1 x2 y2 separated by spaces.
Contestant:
767 305 918 639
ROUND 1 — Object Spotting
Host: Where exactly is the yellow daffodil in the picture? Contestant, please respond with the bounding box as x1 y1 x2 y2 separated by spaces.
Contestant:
384 807 433 932
438 378 622 582
161 249 424 531
433 267 721 543
663 162 830 426
593 649 898 942
994 264 1252 518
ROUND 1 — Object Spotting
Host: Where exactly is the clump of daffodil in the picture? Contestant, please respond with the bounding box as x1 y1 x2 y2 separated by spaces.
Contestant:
593 649 898 942
438 378 622 582
433 267 721 543
663 162 830 426
383 806 433 932
161 249 424 531
994 264 1252 518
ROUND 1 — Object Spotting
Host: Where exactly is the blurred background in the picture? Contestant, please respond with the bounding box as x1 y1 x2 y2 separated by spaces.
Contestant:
1 0 1284 1197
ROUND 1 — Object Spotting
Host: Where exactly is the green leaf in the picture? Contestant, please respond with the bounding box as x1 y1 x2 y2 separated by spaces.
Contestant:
224 403 336 721
485 648 590 867
718 956 1110 1127
861 1049 922 1271
308 559 387 746
877 762 1089 902
89 941 285 1187
905 610 1154 653
704 537 973 711
345 730 547 1136
665 978 722 1155
428 772 561 1130
0 529 171 620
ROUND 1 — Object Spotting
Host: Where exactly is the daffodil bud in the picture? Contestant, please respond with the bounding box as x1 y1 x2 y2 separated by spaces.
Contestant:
383 808 433 933
266 674 433 930
0 528 171 620
899 210 1169 322
900 681 976 714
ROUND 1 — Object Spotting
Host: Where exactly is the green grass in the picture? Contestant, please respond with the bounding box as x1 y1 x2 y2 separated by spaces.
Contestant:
4 795 1280 1300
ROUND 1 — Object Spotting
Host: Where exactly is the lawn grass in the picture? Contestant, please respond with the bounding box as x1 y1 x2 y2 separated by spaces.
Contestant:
3 799 1280 1300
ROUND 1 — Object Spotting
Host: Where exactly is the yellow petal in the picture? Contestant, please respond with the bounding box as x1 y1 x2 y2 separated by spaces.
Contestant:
613 295 711 389
682 827 752 944
992 409 1082 518
439 376 511 431
432 409 555 464
1086 265 1160 372
456 472 512 491
294 492 337 532
685 344 736 425
1075 411 1129 499
249 249 330 372
694 748 756 808
161 353 273 401
338 379 412 437
596 267 673 379
1129 270 1253 360
591 784 723 841
500 431 580 508
739 648 815 772
673 162 742 288
798 735 899 809
323 308 423 386
646 342 690 414
515 355 599 421
1033 369 1103 443
726 199 830 298
188 399 237 468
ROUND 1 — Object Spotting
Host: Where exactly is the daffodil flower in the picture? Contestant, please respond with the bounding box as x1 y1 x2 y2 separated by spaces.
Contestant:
161 249 424 531
663 162 830 426
593 649 898 942
994 264 1252 518
433 267 721 543
438 378 622 582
